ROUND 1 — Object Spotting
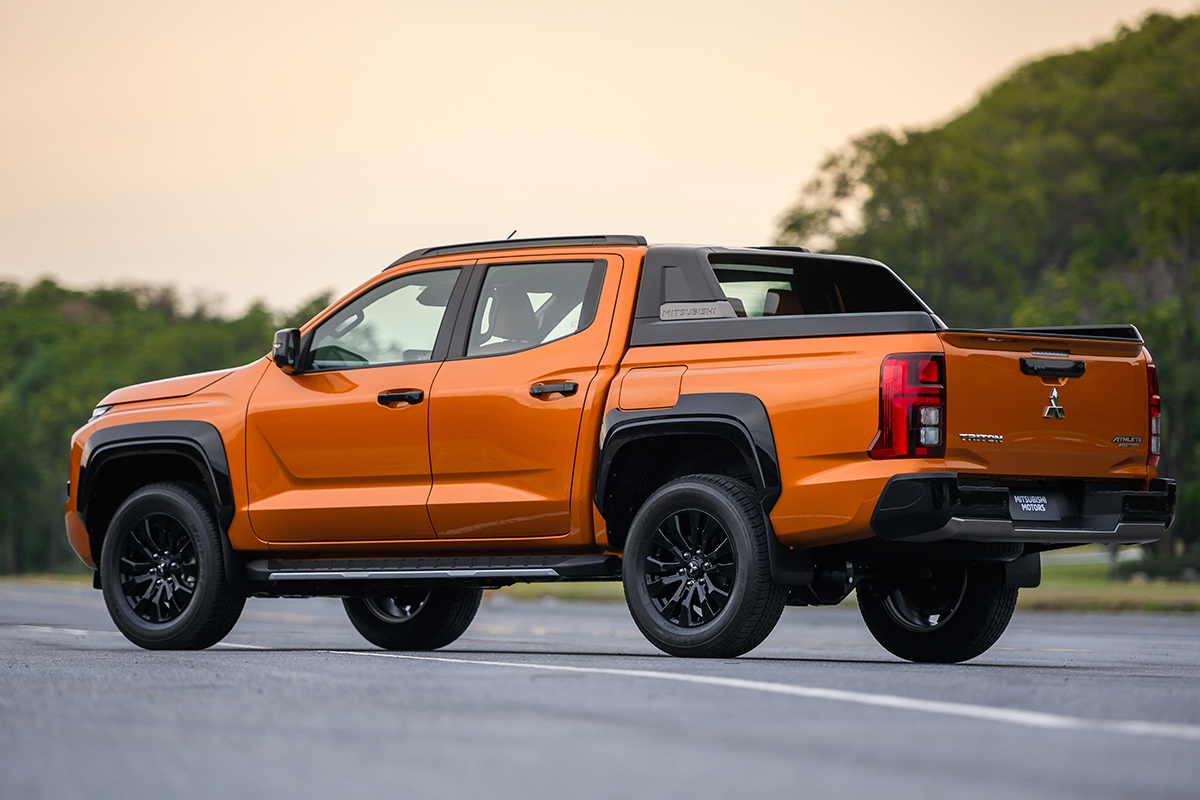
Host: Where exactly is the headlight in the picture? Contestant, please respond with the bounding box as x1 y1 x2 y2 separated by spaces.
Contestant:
90 405 113 421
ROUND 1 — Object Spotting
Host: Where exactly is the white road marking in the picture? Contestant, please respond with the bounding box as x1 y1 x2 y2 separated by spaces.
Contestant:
240 610 322 625
332 650 1200 743
17 625 92 636
13 625 267 650
212 642 269 650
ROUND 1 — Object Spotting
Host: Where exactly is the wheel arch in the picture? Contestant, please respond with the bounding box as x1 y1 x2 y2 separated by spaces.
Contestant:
78 421 240 584
594 393 782 551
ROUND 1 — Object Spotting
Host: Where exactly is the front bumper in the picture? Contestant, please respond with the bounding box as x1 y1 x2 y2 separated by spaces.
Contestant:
870 473 1175 545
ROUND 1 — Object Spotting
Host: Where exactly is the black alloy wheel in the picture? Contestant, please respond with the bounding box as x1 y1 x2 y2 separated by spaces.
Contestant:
880 564 968 633
343 587 483 650
115 513 199 624
623 474 787 659
642 508 737 628
100 482 245 650
363 590 431 624
856 563 1018 663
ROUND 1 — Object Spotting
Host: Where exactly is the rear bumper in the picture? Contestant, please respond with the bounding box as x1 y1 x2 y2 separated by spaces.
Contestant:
870 473 1175 545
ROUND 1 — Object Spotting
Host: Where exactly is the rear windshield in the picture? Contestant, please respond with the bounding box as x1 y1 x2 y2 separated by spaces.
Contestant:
710 258 925 317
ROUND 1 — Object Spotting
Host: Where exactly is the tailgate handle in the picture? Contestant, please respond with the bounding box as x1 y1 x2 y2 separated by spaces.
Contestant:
1020 358 1086 378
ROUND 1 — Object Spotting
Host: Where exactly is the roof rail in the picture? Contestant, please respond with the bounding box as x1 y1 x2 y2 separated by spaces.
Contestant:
386 235 648 269
754 245 812 254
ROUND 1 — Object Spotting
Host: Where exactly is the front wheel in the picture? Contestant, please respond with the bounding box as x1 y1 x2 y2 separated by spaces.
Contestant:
100 482 245 650
343 587 482 650
622 475 787 658
856 564 1017 663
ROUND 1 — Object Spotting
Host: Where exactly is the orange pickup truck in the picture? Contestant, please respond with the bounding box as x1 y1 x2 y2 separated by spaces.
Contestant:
64 235 1175 662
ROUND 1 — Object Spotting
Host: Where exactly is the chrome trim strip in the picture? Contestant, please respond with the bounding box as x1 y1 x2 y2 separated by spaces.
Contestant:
933 518 1164 545
265 567 563 581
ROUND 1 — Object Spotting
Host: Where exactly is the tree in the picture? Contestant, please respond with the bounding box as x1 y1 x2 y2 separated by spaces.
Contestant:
0 281 332 573
777 13 1200 551
1136 173 1200 554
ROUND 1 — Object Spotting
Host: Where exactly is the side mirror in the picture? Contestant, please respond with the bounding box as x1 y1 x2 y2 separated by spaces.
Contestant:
272 328 301 373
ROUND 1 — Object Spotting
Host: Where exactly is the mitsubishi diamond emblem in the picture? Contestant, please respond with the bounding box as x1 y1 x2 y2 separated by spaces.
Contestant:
1044 388 1066 419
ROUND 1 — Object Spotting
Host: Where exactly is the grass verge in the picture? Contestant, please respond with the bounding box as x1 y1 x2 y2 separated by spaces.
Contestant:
1018 561 1200 612
1 572 92 586
500 561 1200 612
8 562 1200 612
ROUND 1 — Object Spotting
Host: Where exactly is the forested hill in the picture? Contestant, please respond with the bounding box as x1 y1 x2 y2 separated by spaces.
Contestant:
779 12 1199 325
778 12 1200 552
0 280 330 572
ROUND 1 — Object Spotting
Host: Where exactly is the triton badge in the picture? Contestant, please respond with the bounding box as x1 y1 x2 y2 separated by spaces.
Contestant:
1044 388 1065 419
960 433 1004 443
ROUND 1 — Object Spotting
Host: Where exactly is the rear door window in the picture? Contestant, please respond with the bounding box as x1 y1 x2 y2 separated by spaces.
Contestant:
466 261 606 357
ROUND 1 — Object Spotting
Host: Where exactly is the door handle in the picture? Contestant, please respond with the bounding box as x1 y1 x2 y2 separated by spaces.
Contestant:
378 389 424 406
529 381 578 397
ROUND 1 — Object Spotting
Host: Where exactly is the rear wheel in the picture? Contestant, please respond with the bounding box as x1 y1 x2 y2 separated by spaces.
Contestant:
622 475 787 658
100 482 245 650
856 564 1017 663
343 587 482 650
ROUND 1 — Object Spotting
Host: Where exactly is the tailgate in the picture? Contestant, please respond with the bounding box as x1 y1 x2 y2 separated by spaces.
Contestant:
939 330 1152 479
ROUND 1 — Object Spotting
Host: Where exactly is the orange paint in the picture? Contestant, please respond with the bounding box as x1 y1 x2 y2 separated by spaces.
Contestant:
617 366 686 410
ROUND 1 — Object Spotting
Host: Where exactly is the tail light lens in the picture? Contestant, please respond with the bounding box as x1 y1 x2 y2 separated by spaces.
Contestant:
1148 363 1161 467
869 353 946 459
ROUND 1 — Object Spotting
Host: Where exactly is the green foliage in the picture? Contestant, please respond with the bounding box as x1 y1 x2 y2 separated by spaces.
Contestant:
0 281 331 573
1112 552 1200 582
778 12 1200 551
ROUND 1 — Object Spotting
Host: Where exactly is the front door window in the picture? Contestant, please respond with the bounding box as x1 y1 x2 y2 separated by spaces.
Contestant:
309 268 461 369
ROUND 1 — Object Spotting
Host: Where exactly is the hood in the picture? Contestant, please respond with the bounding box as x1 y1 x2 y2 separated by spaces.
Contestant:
99 368 235 406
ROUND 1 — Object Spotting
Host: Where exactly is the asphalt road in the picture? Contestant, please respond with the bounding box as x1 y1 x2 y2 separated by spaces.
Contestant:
3 581 1199 800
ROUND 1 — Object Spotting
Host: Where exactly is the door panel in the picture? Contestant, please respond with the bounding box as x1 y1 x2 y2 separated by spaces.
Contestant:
246 363 439 542
428 343 599 539
246 265 465 543
427 257 619 539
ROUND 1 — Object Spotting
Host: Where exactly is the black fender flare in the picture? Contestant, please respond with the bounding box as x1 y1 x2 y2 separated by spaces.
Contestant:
596 393 781 514
595 393 811 586
78 421 241 585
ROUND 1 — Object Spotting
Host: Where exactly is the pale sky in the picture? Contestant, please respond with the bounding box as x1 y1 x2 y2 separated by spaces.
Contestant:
2 0 1198 313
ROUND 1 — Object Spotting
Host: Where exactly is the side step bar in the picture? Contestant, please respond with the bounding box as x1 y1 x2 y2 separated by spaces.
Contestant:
246 553 621 588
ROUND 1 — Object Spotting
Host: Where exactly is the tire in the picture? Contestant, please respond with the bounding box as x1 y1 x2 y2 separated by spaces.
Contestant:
343 587 483 650
622 475 787 658
100 482 245 650
856 563 1018 663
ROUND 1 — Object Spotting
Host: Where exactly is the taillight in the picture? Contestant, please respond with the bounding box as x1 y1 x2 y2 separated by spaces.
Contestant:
1148 363 1161 467
869 353 946 459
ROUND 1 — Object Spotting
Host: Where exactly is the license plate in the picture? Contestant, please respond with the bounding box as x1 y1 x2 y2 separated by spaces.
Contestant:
1009 492 1060 521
